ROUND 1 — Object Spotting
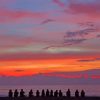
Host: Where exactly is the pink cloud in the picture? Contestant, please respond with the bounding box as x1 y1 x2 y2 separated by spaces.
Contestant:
68 1 100 18
0 9 48 23
0 34 37 49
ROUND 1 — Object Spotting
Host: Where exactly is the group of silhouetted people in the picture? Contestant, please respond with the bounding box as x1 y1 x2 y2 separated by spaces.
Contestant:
8 89 25 98
8 89 85 98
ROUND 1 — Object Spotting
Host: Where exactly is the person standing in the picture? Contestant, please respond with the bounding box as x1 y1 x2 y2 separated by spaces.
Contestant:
8 89 13 98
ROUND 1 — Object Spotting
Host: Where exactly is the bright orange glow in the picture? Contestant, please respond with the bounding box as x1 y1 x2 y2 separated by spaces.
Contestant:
0 58 100 76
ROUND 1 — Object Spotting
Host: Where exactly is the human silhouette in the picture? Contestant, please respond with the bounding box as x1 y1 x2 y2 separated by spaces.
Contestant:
36 90 40 97
8 89 13 98
46 89 49 97
75 90 79 98
41 89 45 97
54 90 58 97
66 89 71 98
59 90 63 97
29 89 33 97
14 89 19 98
20 89 25 97
50 90 53 97
81 90 85 97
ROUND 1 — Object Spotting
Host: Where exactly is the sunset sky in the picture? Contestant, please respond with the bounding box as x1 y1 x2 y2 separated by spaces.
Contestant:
0 0 100 77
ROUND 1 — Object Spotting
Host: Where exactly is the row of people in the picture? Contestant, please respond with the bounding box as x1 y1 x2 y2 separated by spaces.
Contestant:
8 89 85 98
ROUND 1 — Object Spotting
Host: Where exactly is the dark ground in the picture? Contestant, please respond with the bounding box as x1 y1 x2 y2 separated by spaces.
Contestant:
0 97 100 100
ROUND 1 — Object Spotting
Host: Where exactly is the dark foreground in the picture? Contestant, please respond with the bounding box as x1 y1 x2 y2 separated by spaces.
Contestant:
0 97 100 100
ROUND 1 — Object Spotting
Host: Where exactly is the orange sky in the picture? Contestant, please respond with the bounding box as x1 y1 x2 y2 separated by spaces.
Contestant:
0 57 100 76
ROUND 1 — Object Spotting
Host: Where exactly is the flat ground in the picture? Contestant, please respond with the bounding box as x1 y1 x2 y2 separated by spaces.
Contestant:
0 97 100 100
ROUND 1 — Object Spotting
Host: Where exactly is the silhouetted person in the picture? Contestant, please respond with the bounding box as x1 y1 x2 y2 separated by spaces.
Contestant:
75 90 79 98
54 90 58 97
29 89 33 97
81 90 85 98
36 90 40 97
14 89 19 98
66 89 71 98
59 90 63 97
20 89 25 97
46 89 49 97
8 89 13 98
50 90 53 97
41 89 45 97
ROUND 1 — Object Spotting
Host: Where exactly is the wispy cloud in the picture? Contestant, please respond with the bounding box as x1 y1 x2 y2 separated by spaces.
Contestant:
64 39 87 45
41 19 55 25
52 0 65 8
78 58 100 62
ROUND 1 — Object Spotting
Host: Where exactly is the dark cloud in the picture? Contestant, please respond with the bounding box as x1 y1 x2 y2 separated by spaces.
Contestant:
41 19 55 25
78 58 100 62
97 35 100 38
14 69 25 72
65 28 97 38
78 59 94 62
79 22 96 27
63 26 98 45
64 38 87 45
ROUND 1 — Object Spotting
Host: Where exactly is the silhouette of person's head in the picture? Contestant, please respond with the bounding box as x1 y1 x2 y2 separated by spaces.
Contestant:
68 89 70 92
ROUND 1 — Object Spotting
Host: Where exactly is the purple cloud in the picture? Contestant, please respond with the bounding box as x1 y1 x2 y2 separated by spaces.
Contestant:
65 28 97 38
41 19 55 25
64 38 87 45
78 58 100 62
